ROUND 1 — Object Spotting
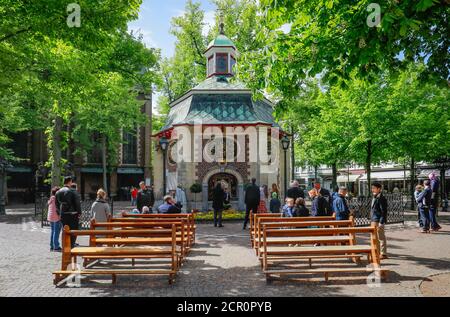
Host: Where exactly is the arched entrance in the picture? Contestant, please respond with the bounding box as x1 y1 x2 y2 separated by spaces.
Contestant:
202 168 245 211
208 173 238 201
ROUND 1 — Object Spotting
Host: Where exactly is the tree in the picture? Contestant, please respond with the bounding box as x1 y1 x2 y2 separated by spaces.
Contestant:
238 0 449 98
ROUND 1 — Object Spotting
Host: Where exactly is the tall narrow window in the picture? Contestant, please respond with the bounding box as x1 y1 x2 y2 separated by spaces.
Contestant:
216 53 228 74
122 130 137 164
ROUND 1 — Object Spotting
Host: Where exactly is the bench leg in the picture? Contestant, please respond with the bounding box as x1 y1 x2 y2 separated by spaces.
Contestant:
324 272 329 282
112 274 117 284
266 274 273 284
131 258 135 267
169 274 175 285
309 258 312 268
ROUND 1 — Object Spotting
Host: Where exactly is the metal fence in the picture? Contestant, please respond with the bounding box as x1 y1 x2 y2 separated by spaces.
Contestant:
35 193 114 230
349 193 405 227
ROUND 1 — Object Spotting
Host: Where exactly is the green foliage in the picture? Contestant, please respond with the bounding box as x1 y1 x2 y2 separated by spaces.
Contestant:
238 0 449 98
190 183 203 194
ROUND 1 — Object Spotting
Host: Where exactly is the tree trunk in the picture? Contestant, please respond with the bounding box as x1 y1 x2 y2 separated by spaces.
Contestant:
365 140 372 197
410 157 415 209
51 116 63 187
102 136 108 192
290 125 295 181
331 162 338 191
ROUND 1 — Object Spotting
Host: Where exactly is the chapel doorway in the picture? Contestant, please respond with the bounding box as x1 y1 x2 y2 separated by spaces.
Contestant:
208 173 238 201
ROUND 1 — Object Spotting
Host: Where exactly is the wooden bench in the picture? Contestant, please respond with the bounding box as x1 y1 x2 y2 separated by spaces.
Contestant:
121 213 196 245
250 213 336 248
53 225 179 285
261 225 388 282
254 216 351 255
90 220 190 264
113 216 194 248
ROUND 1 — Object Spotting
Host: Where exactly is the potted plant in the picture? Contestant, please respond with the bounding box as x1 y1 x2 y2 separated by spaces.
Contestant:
190 183 202 213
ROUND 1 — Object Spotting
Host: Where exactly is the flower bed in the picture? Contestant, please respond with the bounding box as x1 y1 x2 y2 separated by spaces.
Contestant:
194 209 245 221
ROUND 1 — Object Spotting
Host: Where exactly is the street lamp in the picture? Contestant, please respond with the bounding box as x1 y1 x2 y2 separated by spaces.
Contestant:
281 135 290 198
0 158 12 215
159 136 169 196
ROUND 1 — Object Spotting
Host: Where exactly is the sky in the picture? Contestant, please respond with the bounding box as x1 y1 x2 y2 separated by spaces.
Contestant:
127 0 217 110
128 0 217 58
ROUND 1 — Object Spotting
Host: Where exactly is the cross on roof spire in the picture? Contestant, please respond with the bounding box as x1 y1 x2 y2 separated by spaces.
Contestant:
218 9 225 35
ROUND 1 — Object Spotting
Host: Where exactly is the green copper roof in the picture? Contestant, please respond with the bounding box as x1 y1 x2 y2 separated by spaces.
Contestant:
207 34 236 50
162 93 278 131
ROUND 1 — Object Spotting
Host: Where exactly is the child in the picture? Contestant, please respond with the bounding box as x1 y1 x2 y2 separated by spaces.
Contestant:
269 192 281 213
282 198 295 217
47 187 61 252
293 198 310 217
414 185 424 227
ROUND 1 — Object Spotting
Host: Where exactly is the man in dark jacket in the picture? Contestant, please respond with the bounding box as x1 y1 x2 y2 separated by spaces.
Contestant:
136 181 155 213
55 176 82 248
416 181 432 232
243 178 260 230
314 181 332 213
212 182 225 228
286 180 304 200
370 182 388 259
428 173 442 231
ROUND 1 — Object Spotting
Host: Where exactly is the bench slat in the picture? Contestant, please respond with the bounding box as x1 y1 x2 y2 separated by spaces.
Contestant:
265 245 372 255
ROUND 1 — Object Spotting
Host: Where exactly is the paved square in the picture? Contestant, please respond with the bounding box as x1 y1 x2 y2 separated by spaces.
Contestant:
1 207 449 297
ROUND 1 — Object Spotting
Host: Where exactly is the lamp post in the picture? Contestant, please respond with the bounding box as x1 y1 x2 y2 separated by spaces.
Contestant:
159 136 169 196
281 135 290 198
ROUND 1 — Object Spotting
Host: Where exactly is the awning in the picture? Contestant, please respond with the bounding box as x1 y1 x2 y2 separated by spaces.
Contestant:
359 170 410 181
117 167 144 175
6 166 33 173
81 167 104 174
337 174 362 183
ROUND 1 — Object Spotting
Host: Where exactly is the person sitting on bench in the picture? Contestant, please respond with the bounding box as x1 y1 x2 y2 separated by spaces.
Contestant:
282 198 295 217
158 195 181 214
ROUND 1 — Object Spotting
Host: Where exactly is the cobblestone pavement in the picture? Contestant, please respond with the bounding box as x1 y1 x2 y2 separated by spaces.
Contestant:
1 206 449 297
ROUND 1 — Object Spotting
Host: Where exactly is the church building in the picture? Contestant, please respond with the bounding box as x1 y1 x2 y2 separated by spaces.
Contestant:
153 28 289 211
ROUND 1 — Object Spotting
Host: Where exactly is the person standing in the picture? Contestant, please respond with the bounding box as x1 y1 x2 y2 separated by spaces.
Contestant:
415 182 431 233
429 173 442 231
286 180 304 200
175 184 188 213
414 185 424 228
136 181 155 213
243 178 260 230
309 189 328 217
55 177 81 248
212 182 225 228
48 186 61 252
332 187 350 220
258 185 268 212
90 189 111 223
130 187 138 206
314 181 331 213
370 182 388 260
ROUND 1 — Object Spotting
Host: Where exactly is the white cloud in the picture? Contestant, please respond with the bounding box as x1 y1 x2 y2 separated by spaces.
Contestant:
203 11 216 37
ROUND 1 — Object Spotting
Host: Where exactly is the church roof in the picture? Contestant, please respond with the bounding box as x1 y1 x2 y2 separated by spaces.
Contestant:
206 34 236 50
161 91 279 131
192 75 248 91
